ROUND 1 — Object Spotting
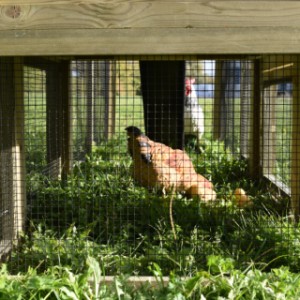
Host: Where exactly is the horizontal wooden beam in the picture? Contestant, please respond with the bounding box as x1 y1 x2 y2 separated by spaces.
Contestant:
0 1 299 55
7 275 189 288
1 2 300 30
1 27 300 56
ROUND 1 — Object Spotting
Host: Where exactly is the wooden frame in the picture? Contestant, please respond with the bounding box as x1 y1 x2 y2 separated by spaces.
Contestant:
0 1 300 56
0 57 26 257
0 0 300 260
0 57 25 256
291 58 300 217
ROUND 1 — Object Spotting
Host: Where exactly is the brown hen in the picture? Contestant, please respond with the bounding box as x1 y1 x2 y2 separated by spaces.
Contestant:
125 126 216 201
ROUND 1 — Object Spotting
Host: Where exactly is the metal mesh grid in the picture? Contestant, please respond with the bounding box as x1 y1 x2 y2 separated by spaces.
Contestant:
0 56 298 276
262 56 293 192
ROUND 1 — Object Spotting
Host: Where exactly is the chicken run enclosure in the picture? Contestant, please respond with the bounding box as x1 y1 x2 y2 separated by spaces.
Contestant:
1 1 300 280
0 55 299 275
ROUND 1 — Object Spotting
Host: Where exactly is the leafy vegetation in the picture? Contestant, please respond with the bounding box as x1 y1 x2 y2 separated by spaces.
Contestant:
8 137 296 280
4 142 297 297
14 63 296 297
3 254 300 299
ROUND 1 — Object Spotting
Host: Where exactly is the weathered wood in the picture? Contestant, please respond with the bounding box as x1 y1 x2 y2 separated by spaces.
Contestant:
1 27 300 55
0 58 15 255
46 62 63 178
0 1 299 55
213 61 223 140
249 59 262 178
240 61 252 159
13 57 26 239
0 2 300 30
7 274 191 289
106 61 116 139
291 58 300 217
61 61 73 178
85 61 95 153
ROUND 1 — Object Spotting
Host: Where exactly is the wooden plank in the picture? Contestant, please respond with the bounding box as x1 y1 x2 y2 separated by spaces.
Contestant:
96 276 189 288
13 57 26 239
7 274 191 289
106 61 116 139
0 58 15 254
249 59 261 178
46 62 63 178
61 61 73 178
0 28 299 56
0 0 295 4
1 27 300 55
291 57 300 218
0 2 300 30
0 1 300 55
240 61 252 159
85 61 95 153
213 61 223 140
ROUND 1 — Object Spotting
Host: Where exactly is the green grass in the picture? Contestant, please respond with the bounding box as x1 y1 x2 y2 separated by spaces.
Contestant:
24 89 292 186
3 255 300 299
14 138 294 278
18 85 297 296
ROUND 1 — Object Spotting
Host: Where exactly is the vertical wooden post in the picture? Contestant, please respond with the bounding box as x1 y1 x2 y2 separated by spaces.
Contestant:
13 57 26 239
249 59 262 178
107 61 116 139
291 57 300 218
213 60 223 140
92 61 104 143
46 62 63 178
85 61 95 152
61 61 72 178
261 83 277 178
240 60 251 158
0 58 17 254
102 61 116 140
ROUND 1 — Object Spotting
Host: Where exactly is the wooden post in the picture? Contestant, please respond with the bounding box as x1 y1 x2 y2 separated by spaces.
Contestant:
13 57 26 239
102 61 116 141
61 61 72 178
213 60 223 140
106 61 116 140
248 59 262 178
46 62 63 178
0 58 17 255
291 57 300 218
261 83 277 178
85 61 95 152
240 60 252 158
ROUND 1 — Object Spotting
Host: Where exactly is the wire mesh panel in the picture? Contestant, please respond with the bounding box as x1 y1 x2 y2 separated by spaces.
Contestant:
262 56 293 193
71 60 116 158
24 65 47 173
1 55 299 278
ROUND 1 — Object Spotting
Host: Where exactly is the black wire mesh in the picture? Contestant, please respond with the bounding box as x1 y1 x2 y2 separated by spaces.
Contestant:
0 55 297 276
